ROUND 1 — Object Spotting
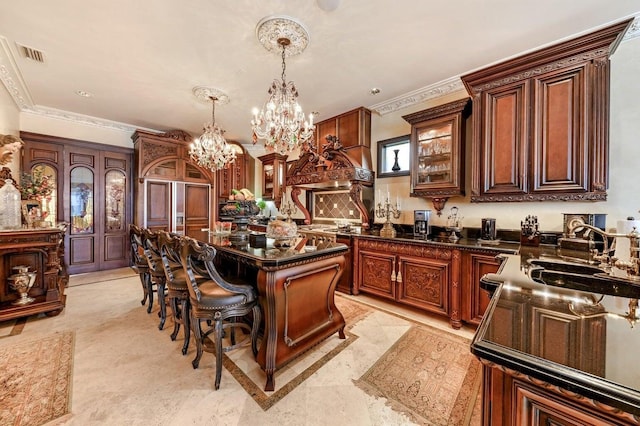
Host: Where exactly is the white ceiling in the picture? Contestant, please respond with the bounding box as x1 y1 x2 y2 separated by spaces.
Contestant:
0 1 639 146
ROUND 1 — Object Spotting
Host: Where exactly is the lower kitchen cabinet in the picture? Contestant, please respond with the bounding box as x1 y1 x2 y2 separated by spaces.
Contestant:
461 251 502 325
481 365 631 426
353 237 456 325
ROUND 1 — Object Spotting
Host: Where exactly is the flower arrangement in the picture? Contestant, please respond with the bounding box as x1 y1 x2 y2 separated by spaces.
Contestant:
20 169 53 201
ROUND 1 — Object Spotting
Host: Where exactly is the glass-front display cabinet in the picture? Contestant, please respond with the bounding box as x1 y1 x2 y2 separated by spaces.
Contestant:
403 98 470 215
259 153 287 208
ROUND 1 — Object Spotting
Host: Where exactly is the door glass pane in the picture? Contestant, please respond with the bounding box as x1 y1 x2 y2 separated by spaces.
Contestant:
417 122 453 184
105 170 125 232
27 164 57 226
71 167 94 234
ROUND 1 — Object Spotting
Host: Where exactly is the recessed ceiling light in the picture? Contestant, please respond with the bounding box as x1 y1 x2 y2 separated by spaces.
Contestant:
76 90 93 98
370 88 381 95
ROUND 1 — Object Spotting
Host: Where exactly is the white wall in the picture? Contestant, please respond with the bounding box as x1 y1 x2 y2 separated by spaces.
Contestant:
0 83 22 177
19 112 135 149
371 36 640 233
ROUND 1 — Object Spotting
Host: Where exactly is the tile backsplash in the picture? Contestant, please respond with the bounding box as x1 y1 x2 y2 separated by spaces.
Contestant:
313 190 361 222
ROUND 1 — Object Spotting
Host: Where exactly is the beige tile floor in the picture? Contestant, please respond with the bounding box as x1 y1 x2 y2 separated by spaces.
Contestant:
4 268 477 426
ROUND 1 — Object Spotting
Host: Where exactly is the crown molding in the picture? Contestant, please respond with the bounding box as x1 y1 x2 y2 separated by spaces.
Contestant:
369 76 466 115
0 36 155 134
623 15 640 41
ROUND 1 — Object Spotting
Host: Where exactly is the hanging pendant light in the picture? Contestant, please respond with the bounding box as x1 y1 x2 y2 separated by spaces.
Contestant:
189 87 236 172
251 16 315 155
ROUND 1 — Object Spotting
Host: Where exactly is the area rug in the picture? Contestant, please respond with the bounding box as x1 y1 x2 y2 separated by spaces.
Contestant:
355 324 482 426
0 331 75 426
224 295 373 410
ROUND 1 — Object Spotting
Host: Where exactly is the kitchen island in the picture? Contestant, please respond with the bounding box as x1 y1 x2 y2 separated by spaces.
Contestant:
207 234 347 391
473 253 640 425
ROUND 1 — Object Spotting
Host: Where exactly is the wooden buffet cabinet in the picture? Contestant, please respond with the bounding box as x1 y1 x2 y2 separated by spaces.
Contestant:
352 235 508 328
0 227 68 321
461 19 632 203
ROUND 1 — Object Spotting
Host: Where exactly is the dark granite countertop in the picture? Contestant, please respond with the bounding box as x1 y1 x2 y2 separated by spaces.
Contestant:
351 232 521 254
473 253 640 417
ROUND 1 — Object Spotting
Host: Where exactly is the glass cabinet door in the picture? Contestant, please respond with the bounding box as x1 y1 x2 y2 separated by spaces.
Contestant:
403 98 470 216
417 122 453 185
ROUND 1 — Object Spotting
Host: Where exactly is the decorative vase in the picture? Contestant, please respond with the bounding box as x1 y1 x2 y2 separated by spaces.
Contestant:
391 149 401 172
8 265 36 305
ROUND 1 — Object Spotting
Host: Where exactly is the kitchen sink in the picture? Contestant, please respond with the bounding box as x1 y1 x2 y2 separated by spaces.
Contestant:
531 269 640 298
527 259 604 276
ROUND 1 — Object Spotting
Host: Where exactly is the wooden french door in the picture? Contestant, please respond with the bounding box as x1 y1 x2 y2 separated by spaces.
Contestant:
21 132 133 275
66 148 132 274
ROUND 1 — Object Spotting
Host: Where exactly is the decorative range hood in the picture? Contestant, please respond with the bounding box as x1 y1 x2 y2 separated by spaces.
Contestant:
286 135 375 228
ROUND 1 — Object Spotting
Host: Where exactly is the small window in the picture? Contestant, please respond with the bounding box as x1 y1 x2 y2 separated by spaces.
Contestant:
377 135 410 178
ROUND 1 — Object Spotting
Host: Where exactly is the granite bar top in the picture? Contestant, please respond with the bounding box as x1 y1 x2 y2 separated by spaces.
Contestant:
473 253 640 417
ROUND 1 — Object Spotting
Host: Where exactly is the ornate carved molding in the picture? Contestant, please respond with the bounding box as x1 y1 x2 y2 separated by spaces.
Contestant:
469 50 608 95
369 76 466 115
141 141 179 167
471 192 607 202
357 238 452 260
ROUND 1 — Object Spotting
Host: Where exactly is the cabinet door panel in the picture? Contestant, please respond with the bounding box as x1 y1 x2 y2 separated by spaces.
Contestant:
532 66 587 193
462 252 501 324
357 250 395 299
146 180 171 232
397 255 449 315
482 81 529 195
184 183 209 240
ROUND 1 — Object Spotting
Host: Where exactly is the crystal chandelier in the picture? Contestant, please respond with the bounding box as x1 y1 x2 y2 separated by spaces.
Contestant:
252 16 315 155
189 87 236 172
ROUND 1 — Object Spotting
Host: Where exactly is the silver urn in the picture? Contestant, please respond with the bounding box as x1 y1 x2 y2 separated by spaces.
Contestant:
8 265 37 305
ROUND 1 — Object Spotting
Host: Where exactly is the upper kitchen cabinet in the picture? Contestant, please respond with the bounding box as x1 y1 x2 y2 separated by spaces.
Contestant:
314 107 371 150
259 153 287 207
216 142 252 201
403 98 470 215
461 19 633 202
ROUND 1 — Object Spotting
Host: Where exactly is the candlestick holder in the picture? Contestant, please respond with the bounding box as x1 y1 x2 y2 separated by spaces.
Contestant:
279 199 298 222
375 197 401 238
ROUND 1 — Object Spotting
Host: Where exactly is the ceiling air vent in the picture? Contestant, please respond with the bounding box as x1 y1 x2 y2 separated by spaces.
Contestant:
16 43 45 63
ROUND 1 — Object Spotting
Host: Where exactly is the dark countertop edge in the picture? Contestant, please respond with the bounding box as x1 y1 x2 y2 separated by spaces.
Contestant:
473 264 640 418
351 233 520 253
213 243 348 269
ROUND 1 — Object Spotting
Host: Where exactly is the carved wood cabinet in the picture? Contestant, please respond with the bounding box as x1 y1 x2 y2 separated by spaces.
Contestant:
132 129 215 241
403 98 470 215
216 142 251 201
481 365 636 426
314 106 371 150
0 227 68 321
461 19 632 202
461 250 501 325
353 237 458 325
259 153 287 207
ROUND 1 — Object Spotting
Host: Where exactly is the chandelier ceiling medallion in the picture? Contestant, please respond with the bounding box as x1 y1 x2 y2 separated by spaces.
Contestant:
251 15 315 155
189 86 237 172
